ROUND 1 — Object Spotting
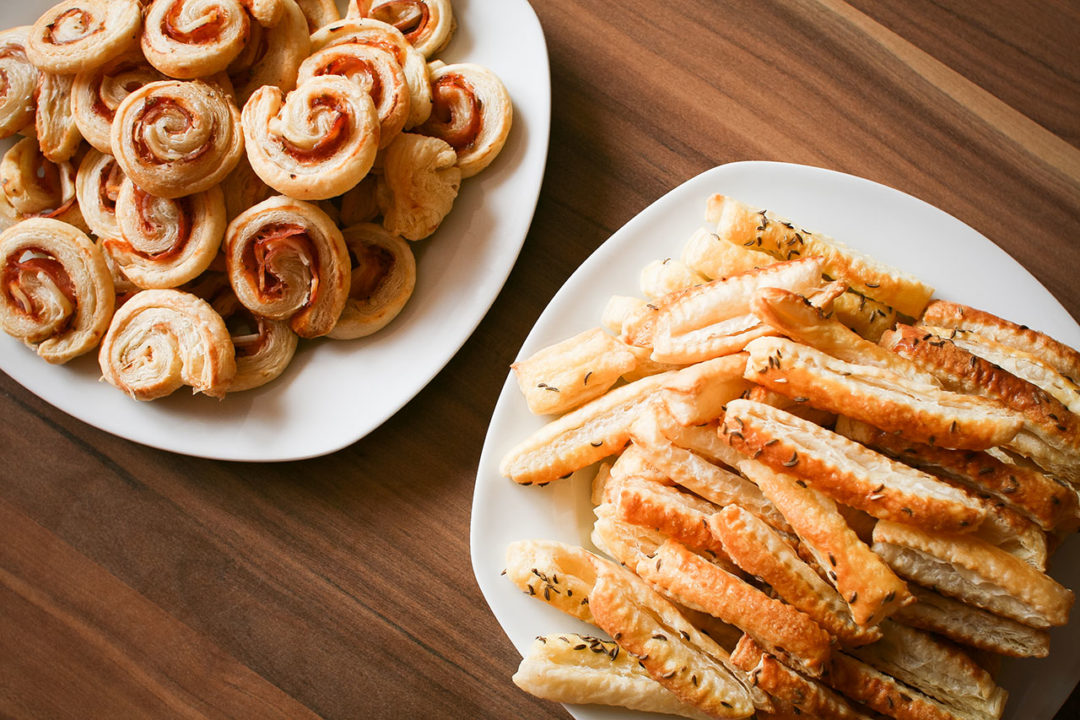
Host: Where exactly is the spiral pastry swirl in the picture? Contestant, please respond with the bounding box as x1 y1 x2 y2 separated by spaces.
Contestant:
112 79 245 199
98 288 237 400
242 75 379 200
26 0 142 75
0 27 39 139
310 18 431 129
225 195 350 338
75 149 125 240
0 137 86 230
295 0 340 32
72 51 168 155
329 222 415 339
36 71 84 164
0 218 114 363
363 0 454 59
142 0 251 79
419 62 511 178
297 43 409 149
375 132 459 240
104 177 226 289
228 0 310 105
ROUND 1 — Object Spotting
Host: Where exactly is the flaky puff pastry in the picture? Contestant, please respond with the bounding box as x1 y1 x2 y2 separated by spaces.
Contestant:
0 218 114 363
103 177 226 289
112 80 245 200
228 0 311 105
220 155 273 222
419 63 512 179
376 132 460 240
295 0 340 32
0 28 38 139
310 18 432 129
297 42 410 149
26 0 141 75
35 71 83 163
0 137 86 231
74 149 125 241
337 174 379 226
225 195 350 338
328 222 415 339
362 0 455 59
99 288 236 399
141 0 250 79
242 75 379 200
71 51 168 155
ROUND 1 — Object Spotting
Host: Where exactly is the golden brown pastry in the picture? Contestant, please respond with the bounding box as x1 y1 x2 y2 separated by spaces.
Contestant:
112 79 245 199
242 75 380 200
0 137 86 230
71 50 168 155
228 0 311 105
328 223 415 339
375 132 460 240
297 42 411 149
363 0 455 59
99 288 236 400
26 0 142 75
337 174 380 226
419 62 512 178
310 18 432 128
74 149 125 241
141 0 251 79
35 71 83 163
103 177 226 289
825 651 972 720
224 195 351 338
295 0 340 32
241 0 284 26
0 27 39 139
219 155 274 222
0 218 114 363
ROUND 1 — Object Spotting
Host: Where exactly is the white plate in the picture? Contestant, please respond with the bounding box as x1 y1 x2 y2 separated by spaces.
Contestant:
0 0 550 461
471 161 1080 720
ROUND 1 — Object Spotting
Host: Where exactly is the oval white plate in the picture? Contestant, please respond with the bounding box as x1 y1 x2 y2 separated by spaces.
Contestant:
471 161 1080 720
0 0 550 461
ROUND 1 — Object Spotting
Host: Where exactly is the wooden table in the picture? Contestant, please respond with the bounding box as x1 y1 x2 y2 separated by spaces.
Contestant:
2 0 1078 718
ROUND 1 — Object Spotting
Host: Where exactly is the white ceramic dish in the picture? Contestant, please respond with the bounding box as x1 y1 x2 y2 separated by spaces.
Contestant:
471 161 1080 720
0 0 550 461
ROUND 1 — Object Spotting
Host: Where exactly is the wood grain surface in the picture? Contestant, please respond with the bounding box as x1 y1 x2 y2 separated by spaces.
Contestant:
2 1 1078 718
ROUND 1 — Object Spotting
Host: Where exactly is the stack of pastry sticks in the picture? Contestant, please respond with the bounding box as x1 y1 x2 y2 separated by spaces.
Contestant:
499 194 1080 719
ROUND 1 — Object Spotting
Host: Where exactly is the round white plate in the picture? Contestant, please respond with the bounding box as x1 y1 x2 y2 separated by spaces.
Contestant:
0 0 550 461
471 161 1080 720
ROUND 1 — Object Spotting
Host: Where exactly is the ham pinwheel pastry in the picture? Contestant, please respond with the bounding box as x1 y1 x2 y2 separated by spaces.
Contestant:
337 174 379 226
74 149 125 240
419 62 511 178
71 51 168 155
220 156 273 221
329 222 415 339
375 132 459 240
295 0 340 32
112 79 245 199
26 0 142 75
103 178 226 289
0 27 38 139
0 137 86 230
0 218 114 363
36 71 83 163
228 0 310 105
359 0 455 59
241 75 379 200
141 0 251 79
311 18 431 129
296 42 409 148
225 195 350 338
98 288 236 400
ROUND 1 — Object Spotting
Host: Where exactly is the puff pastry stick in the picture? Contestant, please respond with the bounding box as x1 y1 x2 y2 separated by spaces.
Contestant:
743 336 1022 451
649 412 745 473
871 519 1074 628
848 620 1007 720
512 634 713 720
835 416 1076 532
640 257 707 299
607 443 671 487
658 354 753 426
729 636 876 720
826 650 979 720
920 300 1080 384
680 226 778 281
721 399 985 533
503 539 599 624
832 289 898 342
610 475 727 559
892 585 1050 658
708 504 881 647
706 194 934 317
739 459 912 627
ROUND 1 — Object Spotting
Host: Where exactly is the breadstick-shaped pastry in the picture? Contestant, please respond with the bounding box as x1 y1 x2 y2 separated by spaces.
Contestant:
825 650 978 720
680 226 777 281
831 290 897 342
611 475 726 558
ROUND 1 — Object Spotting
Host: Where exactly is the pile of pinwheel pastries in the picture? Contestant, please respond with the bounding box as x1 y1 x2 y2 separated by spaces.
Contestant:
500 194 1080 719
0 0 511 399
